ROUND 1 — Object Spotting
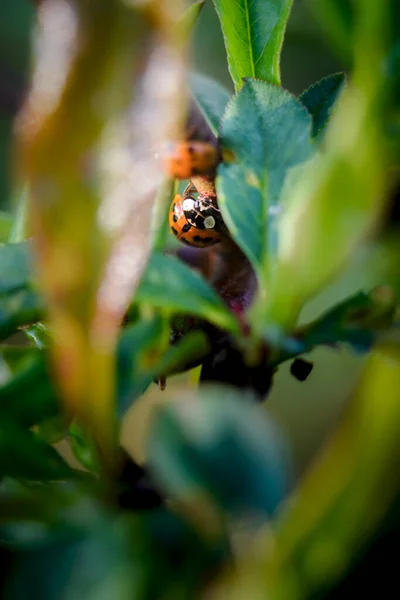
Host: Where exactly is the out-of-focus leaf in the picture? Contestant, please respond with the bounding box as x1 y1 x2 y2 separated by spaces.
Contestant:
307 0 354 63
0 352 59 427
0 419 73 481
210 349 400 600
117 315 167 416
263 2 392 329
4 517 147 600
17 0 186 455
0 242 33 294
136 253 240 334
24 322 52 349
217 80 313 298
69 420 100 473
8 185 29 244
175 0 205 43
34 416 66 445
0 212 13 243
212 0 293 89
0 242 43 340
150 178 177 253
148 387 289 520
188 72 232 137
299 285 398 354
300 73 346 139
0 290 43 341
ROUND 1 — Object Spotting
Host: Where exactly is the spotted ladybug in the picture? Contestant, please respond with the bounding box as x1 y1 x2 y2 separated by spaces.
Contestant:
162 141 219 180
169 188 223 248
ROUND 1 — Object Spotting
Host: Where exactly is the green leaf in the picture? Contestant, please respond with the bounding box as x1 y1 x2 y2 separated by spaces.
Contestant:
212 0 293 90
0 212 13 243
300 73 346 139
0 290 43 341
0 242 34 294
0 352 59 427
217 79 313 292
69 421 100 473
299 286 398 353
4 518 147 600
0 419 73 481
264 1 393 328
148 387 288 519
175 0 205 43
188 72 232 137
117 315 166 416
136 253 240 334
0 242 43 340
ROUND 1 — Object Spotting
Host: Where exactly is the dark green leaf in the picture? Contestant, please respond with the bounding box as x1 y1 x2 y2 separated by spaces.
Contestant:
117 315 166 416
0 242 43 340
0 352 59 427
213 0 293 89
188 72 232 137
0 289 43 341
299 286 398 354
4 519 146 600
300 73 346 138
217 80 313 286
0 419 73 481
148 387 289 519
136 253 240 334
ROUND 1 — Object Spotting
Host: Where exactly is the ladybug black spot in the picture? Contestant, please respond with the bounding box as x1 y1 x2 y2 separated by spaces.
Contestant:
290 358 313 382
193 235 204 243
171 227 178 236
172 214 178 223
182 223 191 233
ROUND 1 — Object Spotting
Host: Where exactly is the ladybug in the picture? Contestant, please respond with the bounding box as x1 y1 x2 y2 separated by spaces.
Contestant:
169 188 224 248
161 141 219 180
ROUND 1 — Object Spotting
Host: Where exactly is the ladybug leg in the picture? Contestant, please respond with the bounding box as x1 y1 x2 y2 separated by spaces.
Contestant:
183 181 197 198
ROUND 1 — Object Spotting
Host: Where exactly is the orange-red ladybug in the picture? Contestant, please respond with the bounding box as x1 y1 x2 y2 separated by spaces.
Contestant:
169 190 223 248
161 141 219 180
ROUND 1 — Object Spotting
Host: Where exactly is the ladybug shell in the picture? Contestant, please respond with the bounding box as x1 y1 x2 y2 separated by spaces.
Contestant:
169 194 221 248
162 142 218 180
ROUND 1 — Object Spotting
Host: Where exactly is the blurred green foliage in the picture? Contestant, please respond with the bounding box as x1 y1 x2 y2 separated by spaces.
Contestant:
0 0 399 599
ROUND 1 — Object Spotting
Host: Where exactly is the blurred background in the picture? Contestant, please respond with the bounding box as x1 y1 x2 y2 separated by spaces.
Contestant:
0 0 387 478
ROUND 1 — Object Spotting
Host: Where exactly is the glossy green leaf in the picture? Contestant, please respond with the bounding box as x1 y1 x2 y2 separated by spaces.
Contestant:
217 79 313 293
300 73 346 139
136 253 240 334
148 387 288 519
213 0 293 89
188 72 232 136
